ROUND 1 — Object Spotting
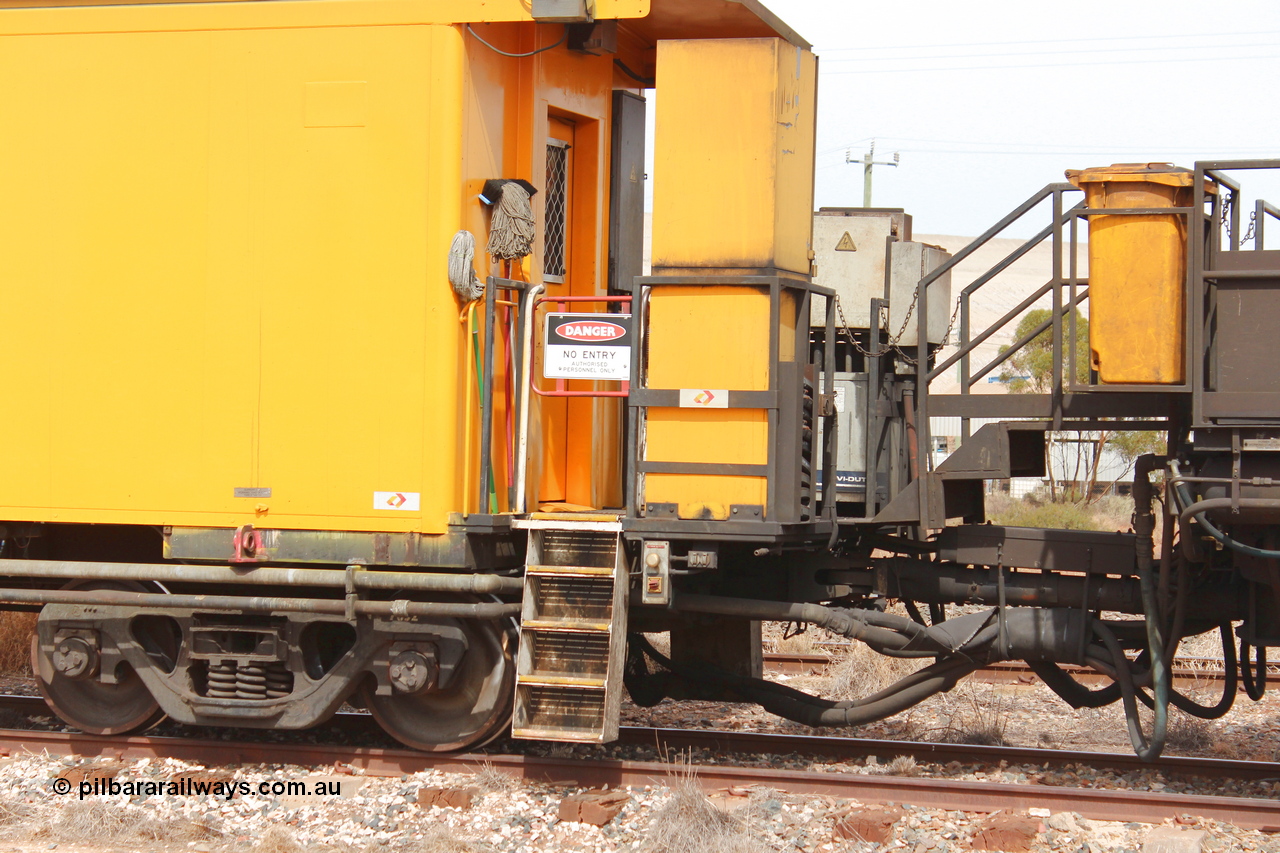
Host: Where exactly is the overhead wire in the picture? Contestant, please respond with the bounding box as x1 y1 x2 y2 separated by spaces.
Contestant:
814 29 1280 54
820 40 1280 63
822 51 1280 75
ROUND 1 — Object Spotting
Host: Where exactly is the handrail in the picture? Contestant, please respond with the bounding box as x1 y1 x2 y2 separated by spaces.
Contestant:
928 198 1089 383
929 280 1053 382
1254 199 1280 251
909 182 1078 297
514 284 545 513
911 182 1084 504
969 289 1090 384
530 295 632 398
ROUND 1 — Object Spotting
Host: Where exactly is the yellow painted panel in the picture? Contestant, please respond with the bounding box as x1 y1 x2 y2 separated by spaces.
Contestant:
646 286 771 390
652 38 816 275
644 410 767 520
643 285 771 519
304 81 368 128
778 290 797 363
0 22 468 533
0 0 651 32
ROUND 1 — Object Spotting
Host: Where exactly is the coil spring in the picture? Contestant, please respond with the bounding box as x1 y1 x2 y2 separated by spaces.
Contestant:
206 661 238 699
265 663 292 699
235 663 268 700
204 660 294 700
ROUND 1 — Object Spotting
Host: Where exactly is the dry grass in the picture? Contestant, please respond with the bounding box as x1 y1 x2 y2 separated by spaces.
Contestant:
761 622 843 656
0 612 36 675
867 755 919 777
0 801 37 829
253 825 306 853
643 777 772 853
1177 627 1228 661
932 681 1010 746
771 629 817 655
1164 711 1213 753
472 760 518 793
985 494 1102 531
826 644 917 702
6 799 218 845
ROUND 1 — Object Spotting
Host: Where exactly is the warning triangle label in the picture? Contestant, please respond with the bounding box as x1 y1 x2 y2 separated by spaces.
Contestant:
835 232 857 252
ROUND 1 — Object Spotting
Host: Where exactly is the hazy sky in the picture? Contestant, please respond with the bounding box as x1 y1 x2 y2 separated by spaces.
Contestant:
760 0 1280 238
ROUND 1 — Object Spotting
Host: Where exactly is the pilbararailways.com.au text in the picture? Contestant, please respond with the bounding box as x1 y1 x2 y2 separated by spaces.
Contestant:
51 776 344 801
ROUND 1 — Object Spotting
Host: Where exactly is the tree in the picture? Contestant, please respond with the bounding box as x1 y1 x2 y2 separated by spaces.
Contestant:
997 308 1162 502
998 308 1090 393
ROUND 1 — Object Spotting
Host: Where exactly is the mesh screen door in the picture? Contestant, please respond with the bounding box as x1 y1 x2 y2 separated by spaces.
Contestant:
544 138 570 283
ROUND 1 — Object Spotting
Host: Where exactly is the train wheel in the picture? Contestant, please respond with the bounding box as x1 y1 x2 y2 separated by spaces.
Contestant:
31 582 167 736
360 618 515 752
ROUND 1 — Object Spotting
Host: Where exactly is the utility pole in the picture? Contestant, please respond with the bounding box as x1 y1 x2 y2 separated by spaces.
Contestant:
848 140 899 207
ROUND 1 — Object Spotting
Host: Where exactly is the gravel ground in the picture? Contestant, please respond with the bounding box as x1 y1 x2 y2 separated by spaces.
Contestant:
0 752 1274 853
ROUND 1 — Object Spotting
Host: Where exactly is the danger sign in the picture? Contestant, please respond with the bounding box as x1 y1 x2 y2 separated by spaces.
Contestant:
544 312 632 380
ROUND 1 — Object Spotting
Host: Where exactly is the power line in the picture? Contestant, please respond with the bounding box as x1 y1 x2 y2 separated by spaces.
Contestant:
822 51 1280 75
814 29 1280 53
821 40 1280 64
815 145 1276 161
822 135 1270 153
897 147 1275 157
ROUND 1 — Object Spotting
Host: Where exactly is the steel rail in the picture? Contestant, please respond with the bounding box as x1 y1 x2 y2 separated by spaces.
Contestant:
0 726 1274 830
4 693 1274 783
612 727 1280 783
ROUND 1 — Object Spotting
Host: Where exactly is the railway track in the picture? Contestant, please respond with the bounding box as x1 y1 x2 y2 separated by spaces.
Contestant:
0 695 1275 830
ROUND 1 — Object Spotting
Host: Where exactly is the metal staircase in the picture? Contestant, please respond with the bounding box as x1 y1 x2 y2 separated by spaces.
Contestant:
510 515 628 743
874 422 1048 527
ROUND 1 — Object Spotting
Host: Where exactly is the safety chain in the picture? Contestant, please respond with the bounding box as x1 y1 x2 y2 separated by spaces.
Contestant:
1240 210 1257 248
833 294 891 358
1221 193 1235 244
830 288 964 368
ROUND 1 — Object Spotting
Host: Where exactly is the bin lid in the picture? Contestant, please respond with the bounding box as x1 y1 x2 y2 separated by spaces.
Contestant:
1065 162 1196 188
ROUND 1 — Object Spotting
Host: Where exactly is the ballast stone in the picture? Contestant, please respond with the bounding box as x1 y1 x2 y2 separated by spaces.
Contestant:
1143 826 1209 853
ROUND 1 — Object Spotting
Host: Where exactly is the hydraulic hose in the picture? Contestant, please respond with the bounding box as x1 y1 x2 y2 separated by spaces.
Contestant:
1169 460 1280 560
1093 620 1165 760
1241 637 1268 701
627 633 980 728
1129 455 1170 760
672 594 951 655
1029 660 1122 709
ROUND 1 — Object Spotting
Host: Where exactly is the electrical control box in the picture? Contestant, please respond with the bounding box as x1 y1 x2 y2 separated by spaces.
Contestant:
810 208 951 345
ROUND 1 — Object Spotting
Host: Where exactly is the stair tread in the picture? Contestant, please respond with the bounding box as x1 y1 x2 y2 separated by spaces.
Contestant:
521 619 612 632
516 674 607 688
511 726 604 742
526 564 615 577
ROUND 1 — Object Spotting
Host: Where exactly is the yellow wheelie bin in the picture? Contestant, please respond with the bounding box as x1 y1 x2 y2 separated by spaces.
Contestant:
1065 163 1202 384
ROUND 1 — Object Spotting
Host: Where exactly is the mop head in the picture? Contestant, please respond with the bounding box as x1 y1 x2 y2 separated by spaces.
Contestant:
448 230 484 301
485 181 537 260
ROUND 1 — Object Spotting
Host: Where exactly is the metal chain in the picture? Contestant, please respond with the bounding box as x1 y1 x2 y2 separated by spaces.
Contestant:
833 294 891 358
1240 210 1257 248
830 286 964 367
937 297 965 348
1221 193 1234 244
